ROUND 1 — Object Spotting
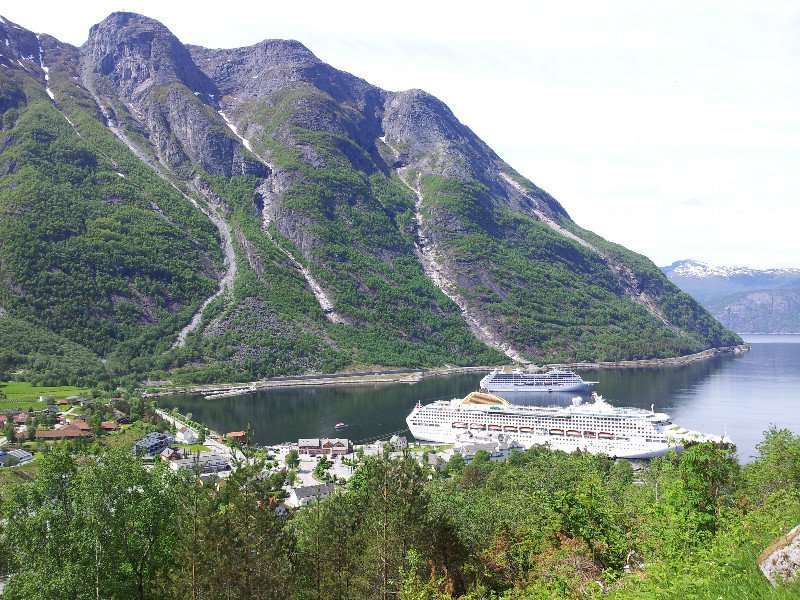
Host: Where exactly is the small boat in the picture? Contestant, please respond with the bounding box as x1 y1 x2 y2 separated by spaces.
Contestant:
334 422 347 430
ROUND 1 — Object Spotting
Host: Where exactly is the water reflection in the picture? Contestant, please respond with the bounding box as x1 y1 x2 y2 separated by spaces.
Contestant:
163 374 484 446
163 342 800 463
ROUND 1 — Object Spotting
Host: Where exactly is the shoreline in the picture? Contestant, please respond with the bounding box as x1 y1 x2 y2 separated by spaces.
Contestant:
147 344 749 400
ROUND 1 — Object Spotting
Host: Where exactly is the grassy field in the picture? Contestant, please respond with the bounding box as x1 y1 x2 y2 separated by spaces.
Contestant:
0 381 89 411
98 422 155 452
0 459 38 495
175 444 210 453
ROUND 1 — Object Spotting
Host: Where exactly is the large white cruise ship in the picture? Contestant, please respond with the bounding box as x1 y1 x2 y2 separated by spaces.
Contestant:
480 367 598 393
406 391 729 459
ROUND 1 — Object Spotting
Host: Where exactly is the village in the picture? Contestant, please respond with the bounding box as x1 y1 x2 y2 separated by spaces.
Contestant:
0 391 526 510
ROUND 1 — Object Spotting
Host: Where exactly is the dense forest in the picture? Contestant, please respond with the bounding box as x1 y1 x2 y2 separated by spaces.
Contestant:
1 430 799 599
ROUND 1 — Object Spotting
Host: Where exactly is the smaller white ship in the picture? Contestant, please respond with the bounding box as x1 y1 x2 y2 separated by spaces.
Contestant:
480 366 598 393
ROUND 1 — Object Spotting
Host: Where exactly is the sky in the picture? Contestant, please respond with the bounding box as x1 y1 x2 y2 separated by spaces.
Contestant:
3 0 799 268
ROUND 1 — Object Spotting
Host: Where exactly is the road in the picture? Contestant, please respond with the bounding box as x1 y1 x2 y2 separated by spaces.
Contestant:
154 409 244 462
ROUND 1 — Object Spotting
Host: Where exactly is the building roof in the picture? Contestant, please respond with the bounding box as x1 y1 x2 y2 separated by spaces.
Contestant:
8 448 32 461
225 431 246 439
290 483 334 501
160 447 182 460
322 438 348 448
35 423 93 439
101 421 119 430
133 432 174 446
299 438 350 448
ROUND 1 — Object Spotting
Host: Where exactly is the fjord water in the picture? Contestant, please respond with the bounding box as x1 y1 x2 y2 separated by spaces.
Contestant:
164 336 800 462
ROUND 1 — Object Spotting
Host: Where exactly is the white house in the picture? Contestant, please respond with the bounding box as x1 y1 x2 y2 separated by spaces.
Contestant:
176 426 199 445
285 483 334 508
440 433 524 463
389 435 408 450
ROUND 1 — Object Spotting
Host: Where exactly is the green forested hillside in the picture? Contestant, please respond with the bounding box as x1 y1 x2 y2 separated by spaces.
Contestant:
421 175 741 362
0 64 220 382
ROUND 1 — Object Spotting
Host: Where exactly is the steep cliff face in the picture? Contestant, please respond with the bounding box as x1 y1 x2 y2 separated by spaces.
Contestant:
82 12 267 178
0 11 741 385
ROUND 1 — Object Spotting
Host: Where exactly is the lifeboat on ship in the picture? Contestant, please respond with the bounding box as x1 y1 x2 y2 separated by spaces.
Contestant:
452 422 468 429
584 431 596 438
487 424 502 431
566 429 581 437
503 425 518 433
518 426 534 433
597 432 614 440
470 423 486 430
549 428 564 436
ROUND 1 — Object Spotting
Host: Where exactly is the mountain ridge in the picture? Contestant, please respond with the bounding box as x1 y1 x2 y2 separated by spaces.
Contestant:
662 259 800 334
0 12 740 385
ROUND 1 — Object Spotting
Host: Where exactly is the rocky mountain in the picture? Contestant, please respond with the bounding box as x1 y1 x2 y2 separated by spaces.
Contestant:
0 12 740 385
662 260 800 334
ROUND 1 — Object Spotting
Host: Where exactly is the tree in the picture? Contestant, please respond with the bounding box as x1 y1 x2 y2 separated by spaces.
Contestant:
1 448 85 600
195 452 294 599
77 450 185 600
2 421 16 442
313 455 333 481
285 448 300 469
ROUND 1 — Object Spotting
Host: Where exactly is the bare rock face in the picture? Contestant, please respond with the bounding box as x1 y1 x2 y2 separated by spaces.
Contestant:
759 524 800 585
82 12 267 178
0 15 41 69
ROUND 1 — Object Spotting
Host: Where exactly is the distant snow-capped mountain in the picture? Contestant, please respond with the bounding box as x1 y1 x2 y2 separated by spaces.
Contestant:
662 260 800 334
663 259 800 280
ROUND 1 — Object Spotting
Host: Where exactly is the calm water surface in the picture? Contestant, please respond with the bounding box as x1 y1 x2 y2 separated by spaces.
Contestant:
164 336 800 462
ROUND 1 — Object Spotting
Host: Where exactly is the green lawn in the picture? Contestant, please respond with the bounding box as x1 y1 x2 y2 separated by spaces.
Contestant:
99 422 155 451
407 444 452 453
0 381 89 410
0 459 38 495
175 444 210 453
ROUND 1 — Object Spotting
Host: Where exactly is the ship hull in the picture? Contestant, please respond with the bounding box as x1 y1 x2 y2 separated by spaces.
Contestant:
483 381 594 393
407 422 680 459
479 370 596 393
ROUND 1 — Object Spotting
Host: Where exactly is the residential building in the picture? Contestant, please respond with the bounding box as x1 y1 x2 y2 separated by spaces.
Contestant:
285 482 335 508
132 432 175 456
298 438 351 456
176 426 198 444
0 449 33 467
390 435 408 450
225 431 247 444
169 451 232 475
36 421 93 440
160 447 183 461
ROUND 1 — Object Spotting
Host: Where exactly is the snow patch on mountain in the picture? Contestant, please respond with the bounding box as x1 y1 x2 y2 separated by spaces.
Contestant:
665 260 800 279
